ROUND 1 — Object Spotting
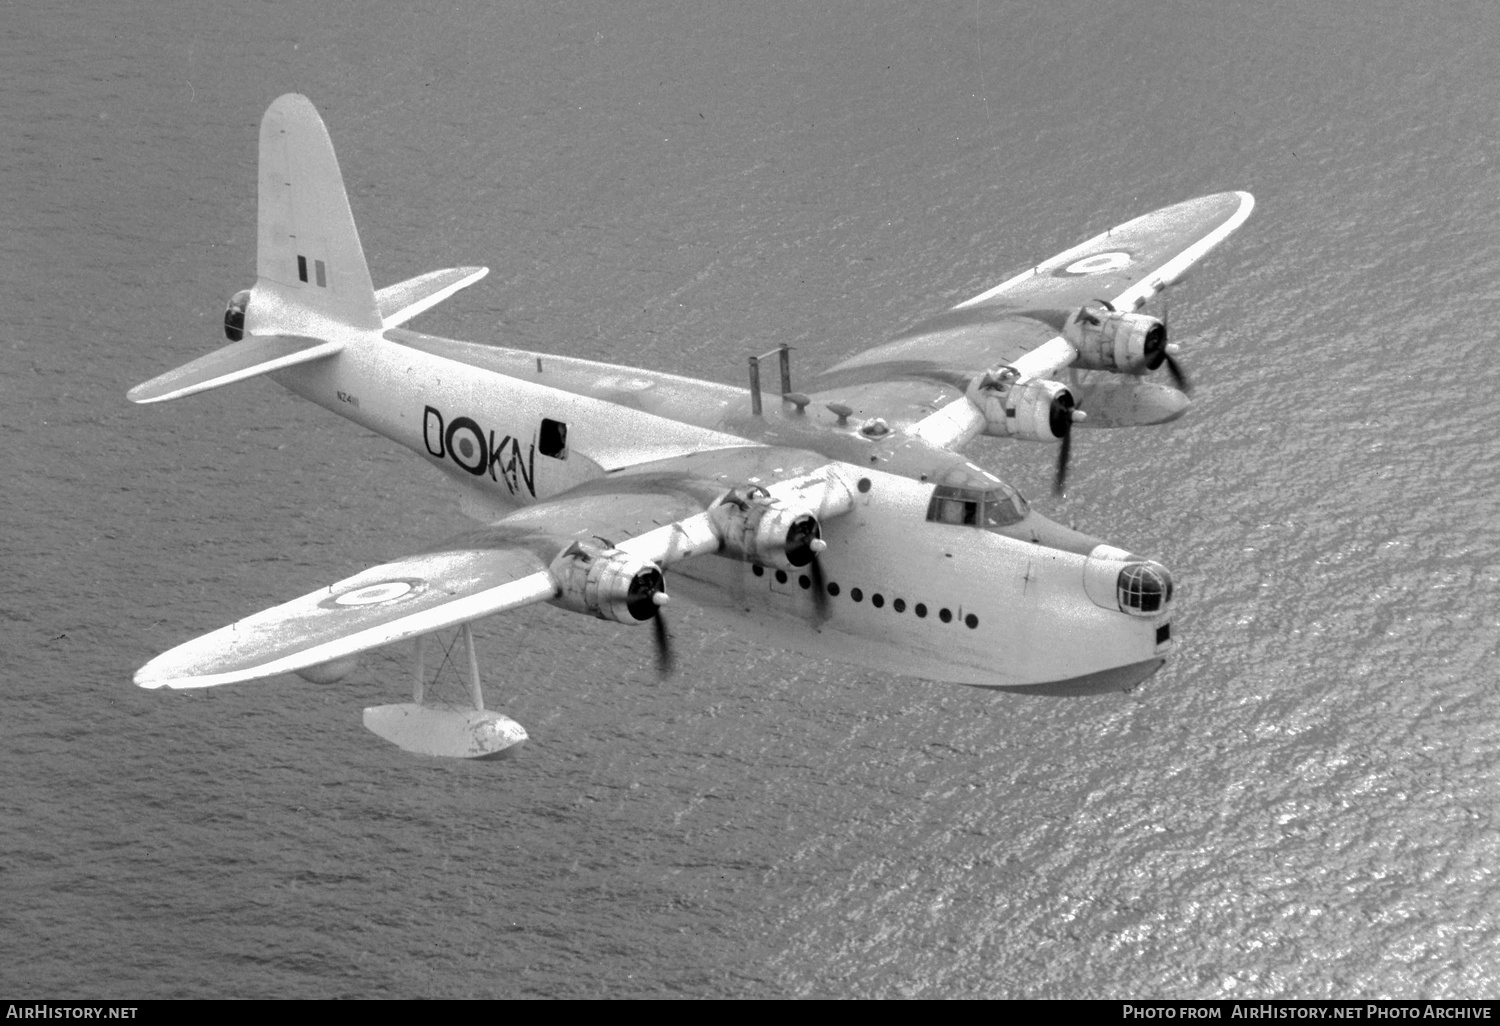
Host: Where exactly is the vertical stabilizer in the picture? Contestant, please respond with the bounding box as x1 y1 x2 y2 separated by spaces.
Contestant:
249 94 381 335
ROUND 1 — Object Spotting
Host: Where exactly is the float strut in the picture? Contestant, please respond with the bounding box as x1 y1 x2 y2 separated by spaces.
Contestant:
412 634 425 704
462 623 485 712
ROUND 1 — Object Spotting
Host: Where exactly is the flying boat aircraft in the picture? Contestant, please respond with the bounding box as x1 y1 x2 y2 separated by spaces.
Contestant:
129 94 1254 759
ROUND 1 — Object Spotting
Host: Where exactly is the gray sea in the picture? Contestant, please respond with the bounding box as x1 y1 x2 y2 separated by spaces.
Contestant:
4 0 1499 999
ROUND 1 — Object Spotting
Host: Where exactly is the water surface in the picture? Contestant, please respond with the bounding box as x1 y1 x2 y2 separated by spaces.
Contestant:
3 0 1498 998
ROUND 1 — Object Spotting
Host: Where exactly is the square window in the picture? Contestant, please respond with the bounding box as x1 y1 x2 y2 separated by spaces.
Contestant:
540 418 567 459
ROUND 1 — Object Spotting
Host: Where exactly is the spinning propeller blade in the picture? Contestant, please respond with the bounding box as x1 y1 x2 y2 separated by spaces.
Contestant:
1157 290 1193 396
1053 429 1072 498
653 606 674 679
1051 388 1080 498
785 516 832 623
1163 351 1192 395
808 548 830 621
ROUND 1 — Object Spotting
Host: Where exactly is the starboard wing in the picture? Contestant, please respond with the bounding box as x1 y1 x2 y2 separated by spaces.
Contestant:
953 191 1254 316
817 192 1253 391
136 448 857 689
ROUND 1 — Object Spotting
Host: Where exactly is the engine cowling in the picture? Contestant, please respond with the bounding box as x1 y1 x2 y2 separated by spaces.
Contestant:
1066 305 1166 374
710 493 823 571
967 370 1078 442
224 289 252 342
549 544 666 624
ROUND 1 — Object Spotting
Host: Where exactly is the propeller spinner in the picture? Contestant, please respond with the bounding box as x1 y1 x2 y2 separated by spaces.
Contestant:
783 514 831 620
625 568 674 678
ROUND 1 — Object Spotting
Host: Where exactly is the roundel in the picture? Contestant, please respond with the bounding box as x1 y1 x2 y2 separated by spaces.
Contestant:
326 579 422 608
1058 251 1132 276
444 416 487 475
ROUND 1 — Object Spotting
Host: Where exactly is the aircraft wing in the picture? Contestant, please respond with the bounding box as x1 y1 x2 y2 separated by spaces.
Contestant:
135 447 855 690
816 192 1254 393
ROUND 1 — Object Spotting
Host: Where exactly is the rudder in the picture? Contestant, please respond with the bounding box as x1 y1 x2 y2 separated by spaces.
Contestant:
249 94 381 334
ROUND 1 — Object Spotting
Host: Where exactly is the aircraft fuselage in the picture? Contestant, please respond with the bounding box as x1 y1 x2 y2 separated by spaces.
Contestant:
270 330 1171 694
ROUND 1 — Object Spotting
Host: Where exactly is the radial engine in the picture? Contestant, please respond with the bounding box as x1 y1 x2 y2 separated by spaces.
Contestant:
709 491 825 572
965 367 1081 443
1065 302 1169 375
549 543 668 624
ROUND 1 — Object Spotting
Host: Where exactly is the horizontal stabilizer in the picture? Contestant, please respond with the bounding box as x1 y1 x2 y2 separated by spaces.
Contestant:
378 266 489 328
127 334 342 404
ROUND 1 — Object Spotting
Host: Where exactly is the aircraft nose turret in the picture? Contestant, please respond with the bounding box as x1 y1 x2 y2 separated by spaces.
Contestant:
998 542 1175 697
1083 546 1174 618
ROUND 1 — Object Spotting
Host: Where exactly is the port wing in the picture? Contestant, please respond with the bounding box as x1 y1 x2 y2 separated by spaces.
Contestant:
135 449 855 689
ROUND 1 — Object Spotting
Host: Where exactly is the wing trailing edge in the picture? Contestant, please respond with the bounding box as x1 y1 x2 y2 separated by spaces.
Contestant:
126 334 343 404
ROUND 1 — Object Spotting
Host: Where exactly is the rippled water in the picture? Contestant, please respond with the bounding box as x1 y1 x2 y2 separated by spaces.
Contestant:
4 0 1498 998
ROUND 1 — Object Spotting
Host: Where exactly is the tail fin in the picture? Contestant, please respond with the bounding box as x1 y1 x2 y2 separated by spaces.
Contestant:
127 95 374 405
248 94 381 334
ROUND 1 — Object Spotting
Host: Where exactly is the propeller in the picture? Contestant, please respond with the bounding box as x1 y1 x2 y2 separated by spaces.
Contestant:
807 543 830 621
1096 294 1193 395
652 597 674 679
1054 425 1073 498
1152 291 1192 395
1051 388 1079 498
785 515 831 621
625 567 674 679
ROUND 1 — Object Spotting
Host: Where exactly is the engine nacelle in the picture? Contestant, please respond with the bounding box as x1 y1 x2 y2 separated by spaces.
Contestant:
549 544 666 624
224 289 252 342
1065 306 1165 374
967 371 1078 442
710 494 823 571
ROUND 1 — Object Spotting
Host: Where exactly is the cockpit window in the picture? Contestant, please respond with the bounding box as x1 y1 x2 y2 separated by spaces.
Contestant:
982 482 1029 527
930 491 980 525
926 483 1029 528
